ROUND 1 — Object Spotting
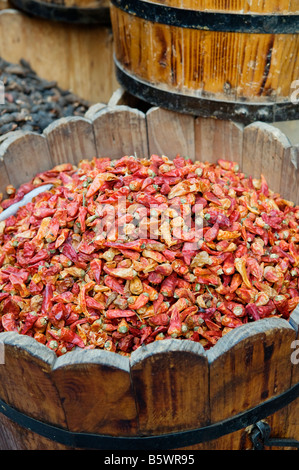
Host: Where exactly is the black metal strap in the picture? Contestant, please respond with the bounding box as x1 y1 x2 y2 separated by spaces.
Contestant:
111 0 299 34
250 421 299 450
114 59 299 124
0 382 298 449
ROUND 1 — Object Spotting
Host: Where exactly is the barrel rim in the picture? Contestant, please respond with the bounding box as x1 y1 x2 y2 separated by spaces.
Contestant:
111 0 299 34
114 58 299 124
10 0 111 24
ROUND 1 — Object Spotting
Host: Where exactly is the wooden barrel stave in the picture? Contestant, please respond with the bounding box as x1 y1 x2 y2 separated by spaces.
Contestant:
52 349 138 437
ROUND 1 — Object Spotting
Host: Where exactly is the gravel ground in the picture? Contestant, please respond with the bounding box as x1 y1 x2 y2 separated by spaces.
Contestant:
0 57 90 136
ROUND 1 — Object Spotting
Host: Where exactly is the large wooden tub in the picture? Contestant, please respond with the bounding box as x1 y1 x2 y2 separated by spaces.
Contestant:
110 0 299 123
0 8 118 104
0 103 298 450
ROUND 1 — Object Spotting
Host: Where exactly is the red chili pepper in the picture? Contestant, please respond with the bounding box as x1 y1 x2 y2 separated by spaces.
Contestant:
59 327 85 348
20 311 38 334
41 283 54 315
160 272 178 297
245 303 260 321
1 313 18 331
90 259 102 284
204 223 220 242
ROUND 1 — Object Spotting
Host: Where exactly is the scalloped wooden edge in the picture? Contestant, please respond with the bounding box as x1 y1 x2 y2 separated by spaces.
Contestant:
207 316 295 363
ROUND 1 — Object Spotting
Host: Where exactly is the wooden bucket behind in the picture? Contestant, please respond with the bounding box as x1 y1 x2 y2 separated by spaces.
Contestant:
0 9 118 104
0 103 298 449
110 0 299 123
10 0 110 24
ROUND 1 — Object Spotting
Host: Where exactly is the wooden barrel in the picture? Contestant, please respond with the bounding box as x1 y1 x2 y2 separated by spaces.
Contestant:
0 9 118 104
10 0 110 24
110 0 299 123
0 105 298 450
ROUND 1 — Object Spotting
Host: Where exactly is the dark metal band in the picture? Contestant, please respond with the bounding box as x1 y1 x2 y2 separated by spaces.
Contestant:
10 0 111 25
111 0 299 34
0 382 298 450
115 59 299 124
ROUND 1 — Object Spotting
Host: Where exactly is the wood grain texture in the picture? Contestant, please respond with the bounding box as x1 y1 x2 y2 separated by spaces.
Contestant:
279 144 299 205
146 107 195 160
0 333 67 431
0 413 71 450
44 116 97 166
242 121 292 196
283 306 299 446
207 318 296 431
195 116 244 164
130 339 209 436
52 349 138 436
0 156 10 199
0 132 53 189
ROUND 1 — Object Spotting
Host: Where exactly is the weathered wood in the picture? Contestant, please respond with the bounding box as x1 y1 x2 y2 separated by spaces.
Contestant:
108 87 151 113
91 105 149 159
283 307 299 447
0 132 53 191
84 102 106 120
208 318 296 422
146 107 195 160
130 339 209 439
44 116 97 166
52 349 138 437
207 318 296 449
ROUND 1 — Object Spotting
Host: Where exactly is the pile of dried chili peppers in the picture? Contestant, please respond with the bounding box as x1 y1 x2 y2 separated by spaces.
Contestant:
0 154 298 356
